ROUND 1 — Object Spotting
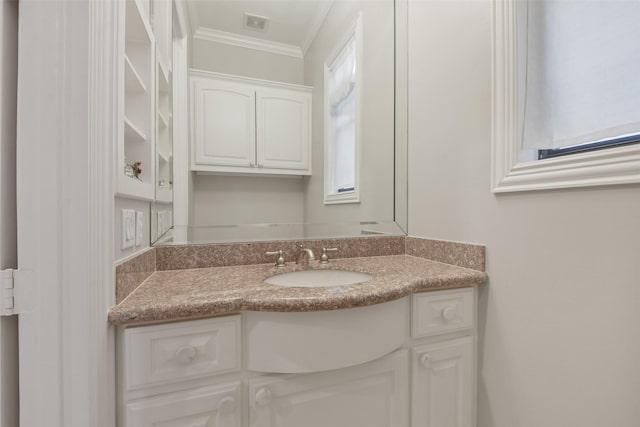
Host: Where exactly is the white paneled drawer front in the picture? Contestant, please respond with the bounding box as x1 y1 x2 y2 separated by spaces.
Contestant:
126 381 241 427
124 316 241 390
412 288 474 338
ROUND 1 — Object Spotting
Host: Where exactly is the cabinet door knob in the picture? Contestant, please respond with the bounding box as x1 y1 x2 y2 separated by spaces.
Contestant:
420 353 432 367
255 387 272 407
249 162 255 167
441 306 456 321
218 396 237 413
175 345 197 364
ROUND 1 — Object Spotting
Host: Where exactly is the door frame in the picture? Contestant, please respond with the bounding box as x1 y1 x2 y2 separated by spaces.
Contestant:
16 0 115 425
0 0 19 425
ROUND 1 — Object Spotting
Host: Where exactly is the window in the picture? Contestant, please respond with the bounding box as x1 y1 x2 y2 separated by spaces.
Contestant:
492 0 640 192
324 14 362 204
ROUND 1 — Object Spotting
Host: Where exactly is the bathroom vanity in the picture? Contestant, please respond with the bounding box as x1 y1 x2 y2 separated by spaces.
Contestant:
110 254 484 427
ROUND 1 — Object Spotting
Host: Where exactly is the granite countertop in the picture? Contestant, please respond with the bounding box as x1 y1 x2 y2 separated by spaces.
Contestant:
108 254 487 326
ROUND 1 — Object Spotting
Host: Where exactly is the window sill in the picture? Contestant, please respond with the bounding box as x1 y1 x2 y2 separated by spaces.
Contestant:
492 143 640 193
324 192 360 205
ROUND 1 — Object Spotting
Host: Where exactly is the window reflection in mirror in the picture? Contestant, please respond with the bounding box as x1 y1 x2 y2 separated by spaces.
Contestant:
324 14 362 205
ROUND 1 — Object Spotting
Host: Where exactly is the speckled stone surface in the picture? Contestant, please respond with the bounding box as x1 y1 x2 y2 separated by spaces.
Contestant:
406 237 486 272
115 249 156 304
155 236 406 271
108 255 486 325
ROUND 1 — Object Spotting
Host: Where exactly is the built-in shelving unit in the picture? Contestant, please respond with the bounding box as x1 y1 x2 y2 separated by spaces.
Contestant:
117 0 155 200
153 0 173 204
155 62 173 203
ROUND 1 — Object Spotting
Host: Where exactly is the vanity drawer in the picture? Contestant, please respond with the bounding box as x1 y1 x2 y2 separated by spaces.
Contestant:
411 288 474 338
125 381 241 427
123 316 241 391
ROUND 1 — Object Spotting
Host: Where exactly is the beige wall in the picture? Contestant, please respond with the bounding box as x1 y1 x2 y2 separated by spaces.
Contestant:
406 1 640 426
191 37 304 84
192 175 304 226
302 0 395 225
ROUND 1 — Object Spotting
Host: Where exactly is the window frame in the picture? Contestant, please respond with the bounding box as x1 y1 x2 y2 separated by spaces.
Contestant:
323 13 363 205
491 0 640 193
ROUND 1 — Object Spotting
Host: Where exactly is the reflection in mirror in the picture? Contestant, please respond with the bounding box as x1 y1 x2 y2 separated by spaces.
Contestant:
324 13 362 205
154 0 407 245
150 0 175 243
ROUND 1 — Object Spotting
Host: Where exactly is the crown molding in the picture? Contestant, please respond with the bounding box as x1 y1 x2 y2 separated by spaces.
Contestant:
300 0 334 56
193 27 303 58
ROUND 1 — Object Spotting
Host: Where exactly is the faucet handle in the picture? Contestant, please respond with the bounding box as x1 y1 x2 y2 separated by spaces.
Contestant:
265 250 286 267
319 247 338 264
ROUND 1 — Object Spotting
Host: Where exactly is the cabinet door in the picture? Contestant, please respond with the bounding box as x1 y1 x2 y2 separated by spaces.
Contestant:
412 337 474 427
192 78 256 168
256 88 311 171
249 350 408 427
125 382 241 427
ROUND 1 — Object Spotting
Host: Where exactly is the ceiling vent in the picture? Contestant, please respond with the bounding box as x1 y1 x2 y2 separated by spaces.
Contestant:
243 13 269 32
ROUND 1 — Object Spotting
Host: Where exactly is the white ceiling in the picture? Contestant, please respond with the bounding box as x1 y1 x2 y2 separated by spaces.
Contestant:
187 0 335 58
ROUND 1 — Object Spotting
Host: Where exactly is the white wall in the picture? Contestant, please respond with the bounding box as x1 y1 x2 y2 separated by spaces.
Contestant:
191 38 304 84
192 174 304 226
406 1 640 426
302 0 395 225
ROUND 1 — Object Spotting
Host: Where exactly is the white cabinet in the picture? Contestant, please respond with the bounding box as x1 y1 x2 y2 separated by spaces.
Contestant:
256 88 311 172
125 382 241 427
412 338 474 427
117 288 477 427
192 78 256 168
190 70 312 176
411 288 476 427
249 350 408 427
117 316 242 427
122 317 241 391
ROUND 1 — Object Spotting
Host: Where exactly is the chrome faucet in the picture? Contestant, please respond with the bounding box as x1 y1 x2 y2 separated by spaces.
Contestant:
295 244 316 265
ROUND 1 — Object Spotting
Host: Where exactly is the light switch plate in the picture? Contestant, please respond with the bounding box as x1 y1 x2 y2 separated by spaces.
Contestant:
121 209 135 250
135 211 144 246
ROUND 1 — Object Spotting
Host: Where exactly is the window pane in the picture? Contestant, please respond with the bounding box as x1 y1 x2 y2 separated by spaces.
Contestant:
327 33 357 196
520 0 640 150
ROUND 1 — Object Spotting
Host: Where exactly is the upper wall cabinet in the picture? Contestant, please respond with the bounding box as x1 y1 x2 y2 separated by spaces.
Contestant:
190 70 312 176
117 0 156 200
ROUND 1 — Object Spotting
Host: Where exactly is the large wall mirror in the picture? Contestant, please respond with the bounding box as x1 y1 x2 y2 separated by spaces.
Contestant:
152 0 407 245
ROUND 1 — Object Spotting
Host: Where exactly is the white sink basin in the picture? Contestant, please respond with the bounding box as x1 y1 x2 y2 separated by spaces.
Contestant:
264 269 373 288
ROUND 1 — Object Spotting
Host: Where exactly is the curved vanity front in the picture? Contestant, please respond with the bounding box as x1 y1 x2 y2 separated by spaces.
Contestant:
111 255 485 427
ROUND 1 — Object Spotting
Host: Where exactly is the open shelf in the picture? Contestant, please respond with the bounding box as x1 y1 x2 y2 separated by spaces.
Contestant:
124 116 147 142
125 0 153 44
125 54 147 92
157 111 169 129
157 151 170 164
117 0 155 201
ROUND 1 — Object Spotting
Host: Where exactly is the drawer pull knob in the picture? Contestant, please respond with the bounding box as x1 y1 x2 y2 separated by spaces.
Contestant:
175 345 197 364
255 387 272 407
218 396 237 413
420 353 432 367
441 307 456 321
